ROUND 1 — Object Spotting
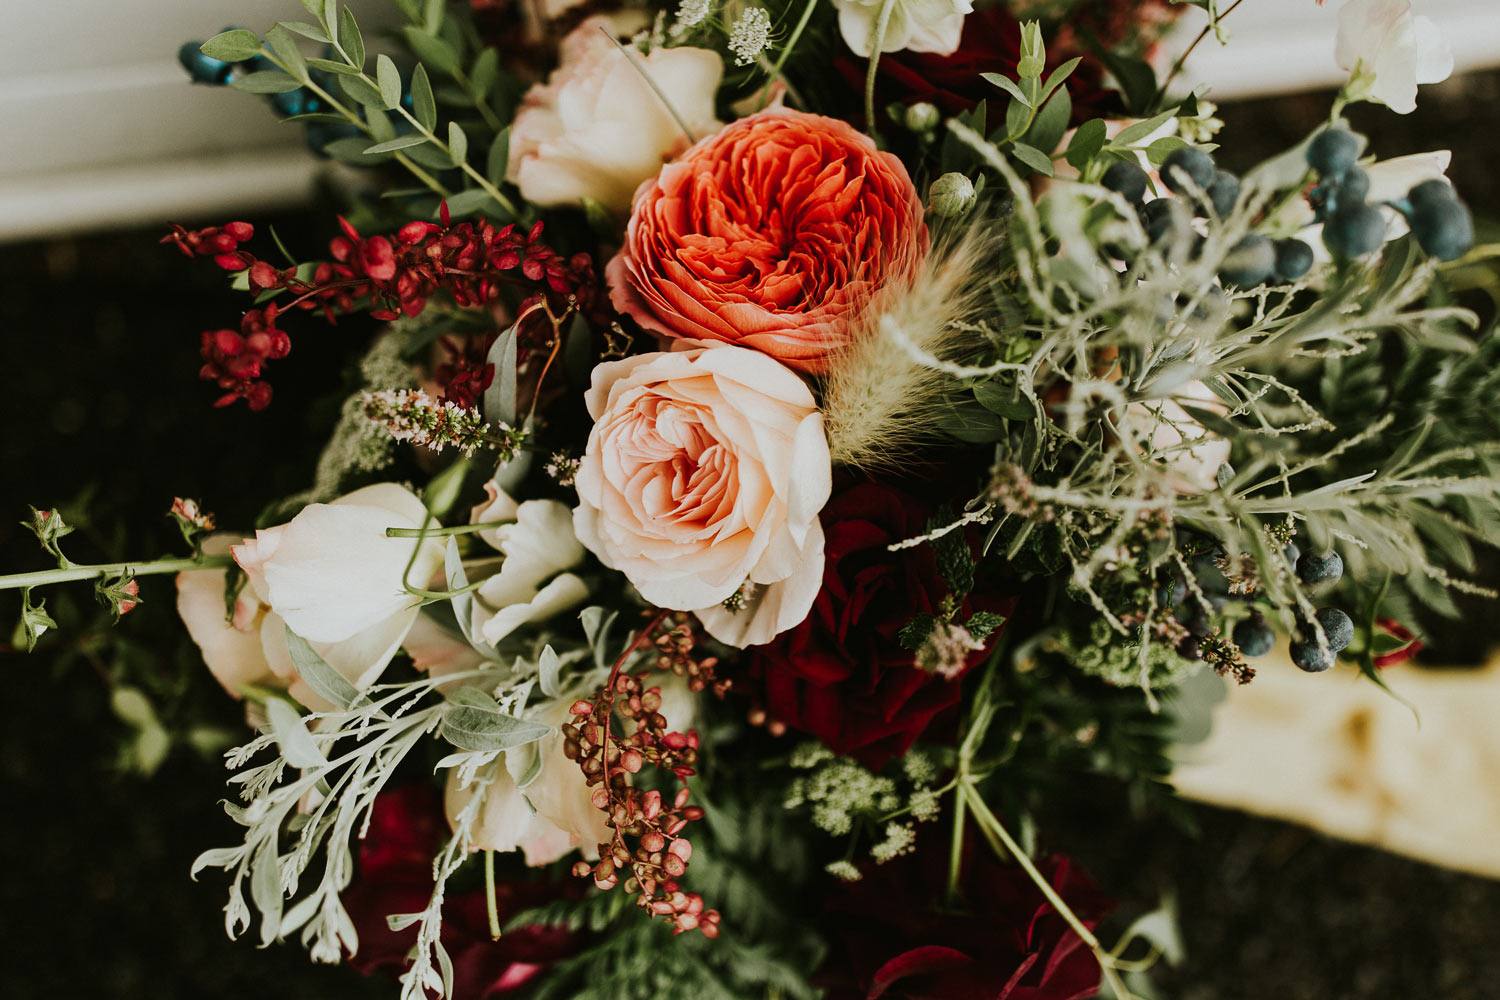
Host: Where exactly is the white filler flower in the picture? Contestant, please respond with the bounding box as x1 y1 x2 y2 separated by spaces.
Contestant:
1335 0 1453 114
832 0 973 58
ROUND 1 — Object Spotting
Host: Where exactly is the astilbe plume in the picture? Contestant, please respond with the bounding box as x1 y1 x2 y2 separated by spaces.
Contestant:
165 207 601 408
563 611 730 937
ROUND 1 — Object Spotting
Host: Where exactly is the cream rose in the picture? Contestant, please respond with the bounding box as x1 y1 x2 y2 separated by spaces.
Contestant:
230 483 444 710
572 345 832 648
176 534 282 699
506 15 724 214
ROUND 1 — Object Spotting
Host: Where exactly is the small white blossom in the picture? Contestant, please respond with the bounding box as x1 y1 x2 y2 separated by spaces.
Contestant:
870 821 917 862
675 0 713 29
825 860 863 882
1336 0 1453 114
728 6 774 66
915 621 984 679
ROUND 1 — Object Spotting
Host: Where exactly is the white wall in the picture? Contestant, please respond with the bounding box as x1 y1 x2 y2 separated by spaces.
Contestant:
0 0 390 241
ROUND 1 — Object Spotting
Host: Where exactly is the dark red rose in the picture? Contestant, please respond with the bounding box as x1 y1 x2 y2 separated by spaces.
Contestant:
821 832 1111 1000
834 8 1118 128
341 786 580 998
747 482 1014 770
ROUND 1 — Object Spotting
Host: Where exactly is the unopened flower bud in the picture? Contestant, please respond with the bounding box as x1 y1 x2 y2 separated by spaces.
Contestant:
928 172 977 218
904 102 940 133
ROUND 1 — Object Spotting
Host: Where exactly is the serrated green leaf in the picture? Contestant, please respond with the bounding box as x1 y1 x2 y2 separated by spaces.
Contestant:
981 72 1031 108
364 135 429 154
447 120 468 167
487 126 510 186
232 70 302 95
376 53 401 109
338 73 384 108
402 26 461 77
411 63 437 131
1011 141 1054 176
339 5 365 68
201 29 263 62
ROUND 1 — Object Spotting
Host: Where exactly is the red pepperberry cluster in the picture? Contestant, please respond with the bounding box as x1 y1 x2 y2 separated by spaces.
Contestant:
563 612 726 938
166 205 602 408
199 303 291 410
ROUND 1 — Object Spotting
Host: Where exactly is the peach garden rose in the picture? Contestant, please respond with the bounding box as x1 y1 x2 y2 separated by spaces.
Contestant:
607 107 928 374
572 344 832 647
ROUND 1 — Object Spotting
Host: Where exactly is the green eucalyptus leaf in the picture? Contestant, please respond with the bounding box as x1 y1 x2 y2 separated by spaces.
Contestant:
201 29 263 62
402 26 461 77
279 20 330 44
339 5 365 68
1011 141 1054 176
487 126 510 186
322 136 393 164
411 63 437 131
1065 118 1108 170
470 47 500 100
364 135 429 154
981 72 1030 108
323 0 339 42
376 53 402 110
424 0 446 34
232 70 302 95
265 25 308 81
1025 86 1071 156
338 73 385 108
482 325 518 424
447 120 469 167
1111 109 1176 148
307 56 359 75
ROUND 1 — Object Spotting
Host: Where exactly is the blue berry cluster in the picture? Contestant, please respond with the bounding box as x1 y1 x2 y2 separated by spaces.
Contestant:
1102 148 1314 289
1308 127 1473 262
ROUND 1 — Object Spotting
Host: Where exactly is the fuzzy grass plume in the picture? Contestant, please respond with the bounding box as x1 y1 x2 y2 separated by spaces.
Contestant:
821 225 1003 470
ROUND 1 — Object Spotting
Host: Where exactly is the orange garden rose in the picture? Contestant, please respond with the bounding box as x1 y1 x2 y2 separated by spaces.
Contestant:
606 108 928 374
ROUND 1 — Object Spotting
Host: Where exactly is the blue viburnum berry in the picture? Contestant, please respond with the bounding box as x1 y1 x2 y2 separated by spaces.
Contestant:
1234 614 1275 657
1273 238 1314 281
1306 127 1360 178
1162 147 1216 193
1103 161 1149 203
1207 170 1241 217
1323 204 1387 259
1219 234 1276 287
1314 607 1354 652
1411 193 1474 261
1296 549 1344 585
1290 640 1335 672
1340 165 1371 205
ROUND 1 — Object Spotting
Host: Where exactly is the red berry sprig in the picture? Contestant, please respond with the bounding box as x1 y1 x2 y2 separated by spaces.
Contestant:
165 207 603 409
564 611 729 938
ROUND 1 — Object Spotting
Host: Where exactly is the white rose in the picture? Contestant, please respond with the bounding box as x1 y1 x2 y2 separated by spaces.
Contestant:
507 15 724 213
466 482 590 646
1335 0 1453 114
231 483 444 710
832 0 973 58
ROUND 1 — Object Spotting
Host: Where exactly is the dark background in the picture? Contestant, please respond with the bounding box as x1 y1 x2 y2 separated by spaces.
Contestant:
3 73 1500 999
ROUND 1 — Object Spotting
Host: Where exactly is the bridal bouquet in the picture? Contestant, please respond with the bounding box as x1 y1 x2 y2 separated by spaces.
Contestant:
8 0 1494 996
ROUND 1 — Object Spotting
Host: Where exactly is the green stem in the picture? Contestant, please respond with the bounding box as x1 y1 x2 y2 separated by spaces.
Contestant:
386 520 508 539
0 554 231 592
1153 0 1247 110
484 849 502 940
259 48 451 200
864 0 898 140
757 0 819 110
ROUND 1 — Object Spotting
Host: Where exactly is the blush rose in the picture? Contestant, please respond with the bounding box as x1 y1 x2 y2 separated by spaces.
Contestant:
607 108 927 374
572 344 832 648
